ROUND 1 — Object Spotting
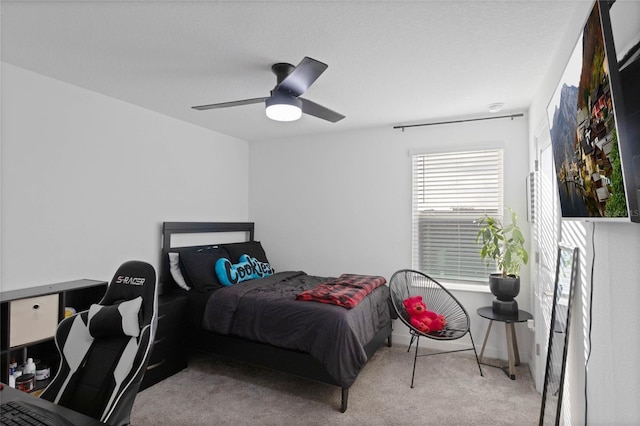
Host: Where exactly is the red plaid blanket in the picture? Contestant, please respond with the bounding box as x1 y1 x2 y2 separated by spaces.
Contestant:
295 274 387 309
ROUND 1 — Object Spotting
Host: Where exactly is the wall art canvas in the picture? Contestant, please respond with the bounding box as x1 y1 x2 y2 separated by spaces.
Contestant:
547 1 629 220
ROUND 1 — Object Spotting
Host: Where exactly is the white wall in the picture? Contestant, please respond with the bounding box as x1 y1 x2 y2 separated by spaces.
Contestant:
249 116 532 361
588 223 640 423
1 63 249 290
527 2 640 423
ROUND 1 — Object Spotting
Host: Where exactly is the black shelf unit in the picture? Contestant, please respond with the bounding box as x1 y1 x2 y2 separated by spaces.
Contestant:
0 279 108 390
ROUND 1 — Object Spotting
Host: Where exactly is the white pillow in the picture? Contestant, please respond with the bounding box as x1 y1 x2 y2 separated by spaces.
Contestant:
88 296 142 338
168 252 190 291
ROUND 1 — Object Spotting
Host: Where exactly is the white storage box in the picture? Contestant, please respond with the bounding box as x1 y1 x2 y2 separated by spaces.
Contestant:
9 294 59 347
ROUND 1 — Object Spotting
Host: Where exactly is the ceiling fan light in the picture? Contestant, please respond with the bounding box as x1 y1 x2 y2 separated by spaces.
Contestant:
265 94 302 122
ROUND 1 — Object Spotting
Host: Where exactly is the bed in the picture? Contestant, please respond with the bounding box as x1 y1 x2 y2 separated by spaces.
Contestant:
160 221 392 412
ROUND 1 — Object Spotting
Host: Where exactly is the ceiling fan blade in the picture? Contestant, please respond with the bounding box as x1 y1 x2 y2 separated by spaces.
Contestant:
276 57 328 97
192 97 266 110
300 98 345 123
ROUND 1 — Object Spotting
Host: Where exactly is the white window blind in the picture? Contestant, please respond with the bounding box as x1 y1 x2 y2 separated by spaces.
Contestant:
412 149 504 283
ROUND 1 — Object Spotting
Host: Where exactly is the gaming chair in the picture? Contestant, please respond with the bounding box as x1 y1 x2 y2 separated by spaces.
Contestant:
40 261 158 426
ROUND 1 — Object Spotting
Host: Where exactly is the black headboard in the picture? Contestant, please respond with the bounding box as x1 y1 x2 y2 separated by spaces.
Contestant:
160 222 255 294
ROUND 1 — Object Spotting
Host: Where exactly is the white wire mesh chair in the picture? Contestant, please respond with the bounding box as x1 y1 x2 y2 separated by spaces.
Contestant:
389 269 483 388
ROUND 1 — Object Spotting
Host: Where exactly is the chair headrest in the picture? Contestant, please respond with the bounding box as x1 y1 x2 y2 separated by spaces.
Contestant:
100 260 157 327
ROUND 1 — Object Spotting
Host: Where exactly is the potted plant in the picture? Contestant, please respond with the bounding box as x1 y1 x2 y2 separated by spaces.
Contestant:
475 209 529 314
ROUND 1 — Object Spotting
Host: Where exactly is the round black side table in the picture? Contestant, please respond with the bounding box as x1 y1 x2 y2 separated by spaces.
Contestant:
476 306 533 380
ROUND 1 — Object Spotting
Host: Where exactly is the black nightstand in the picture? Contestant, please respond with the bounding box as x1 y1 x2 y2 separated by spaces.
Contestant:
139 293 188 390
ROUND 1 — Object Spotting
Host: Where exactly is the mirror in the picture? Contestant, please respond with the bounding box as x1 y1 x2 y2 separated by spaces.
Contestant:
539 245 579 425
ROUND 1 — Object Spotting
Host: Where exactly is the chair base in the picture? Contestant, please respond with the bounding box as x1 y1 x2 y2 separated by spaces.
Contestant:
408 332 484 388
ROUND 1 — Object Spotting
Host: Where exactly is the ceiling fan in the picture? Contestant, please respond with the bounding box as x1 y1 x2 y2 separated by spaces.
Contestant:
191 56 345 123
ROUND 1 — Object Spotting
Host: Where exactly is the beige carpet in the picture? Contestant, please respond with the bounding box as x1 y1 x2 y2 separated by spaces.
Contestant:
131 344 541 425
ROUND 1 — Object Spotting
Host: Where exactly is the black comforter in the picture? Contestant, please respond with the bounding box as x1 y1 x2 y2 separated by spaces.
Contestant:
201 271 391 388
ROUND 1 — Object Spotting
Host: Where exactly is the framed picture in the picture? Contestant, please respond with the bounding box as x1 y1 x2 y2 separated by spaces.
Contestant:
546 1 630 220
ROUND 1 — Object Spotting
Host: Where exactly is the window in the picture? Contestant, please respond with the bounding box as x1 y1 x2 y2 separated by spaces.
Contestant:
412 149 504 283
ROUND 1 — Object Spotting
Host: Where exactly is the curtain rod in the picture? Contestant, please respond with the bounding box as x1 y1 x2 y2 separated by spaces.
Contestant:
393 113 524 131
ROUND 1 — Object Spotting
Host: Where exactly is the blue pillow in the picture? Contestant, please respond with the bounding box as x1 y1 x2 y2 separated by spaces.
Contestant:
215 254 274 286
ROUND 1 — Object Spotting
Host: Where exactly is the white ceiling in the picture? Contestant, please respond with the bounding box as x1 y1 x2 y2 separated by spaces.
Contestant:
1 1 589 142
